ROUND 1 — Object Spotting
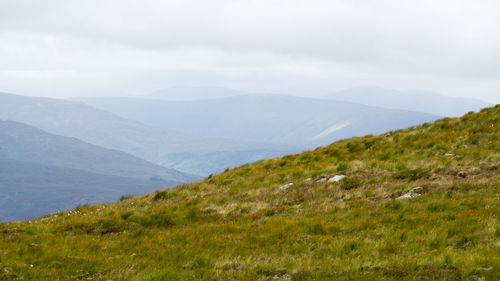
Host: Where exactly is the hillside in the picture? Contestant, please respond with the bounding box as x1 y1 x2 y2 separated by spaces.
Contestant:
0 92 299 175
0 106 498 280
0 120 195 182
76 94 440 147
0 158 181 221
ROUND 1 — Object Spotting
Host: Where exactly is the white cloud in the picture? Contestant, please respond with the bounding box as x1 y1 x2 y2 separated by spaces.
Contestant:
0 0 499 102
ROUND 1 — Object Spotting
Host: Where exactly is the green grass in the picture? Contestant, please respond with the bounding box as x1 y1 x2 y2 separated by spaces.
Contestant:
1 105 499 280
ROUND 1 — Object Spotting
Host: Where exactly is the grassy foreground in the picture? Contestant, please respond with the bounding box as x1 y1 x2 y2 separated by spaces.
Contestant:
1 106 499 280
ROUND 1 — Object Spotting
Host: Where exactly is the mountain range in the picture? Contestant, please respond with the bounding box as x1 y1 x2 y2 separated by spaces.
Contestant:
0 120 199 221
145 86 491 117
0 92 297 175
76 94 441 147
0 120 193 182
321 87 491 117
0 157 178 221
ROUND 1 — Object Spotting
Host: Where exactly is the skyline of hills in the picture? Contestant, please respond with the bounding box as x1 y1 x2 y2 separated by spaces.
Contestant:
320 86 491 117
0 120 198 222
135 86 491 116
0 120 195 182
77 93 441 147
0 91 298 175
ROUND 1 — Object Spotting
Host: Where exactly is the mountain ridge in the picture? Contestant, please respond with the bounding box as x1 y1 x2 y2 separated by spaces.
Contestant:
0 157 182 221
76 94 441 147
0 120 196 182
0 91 299 175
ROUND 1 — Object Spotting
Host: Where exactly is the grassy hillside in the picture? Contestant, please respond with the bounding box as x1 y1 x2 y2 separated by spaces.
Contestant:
0 106 498 280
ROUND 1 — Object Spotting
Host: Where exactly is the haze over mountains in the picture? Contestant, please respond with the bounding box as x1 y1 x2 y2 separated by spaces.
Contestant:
0 92 297 176
0 158 178 221
0 120 192 182
0 88 489 221
144 86 490 117
321 87 491 117
0 120 197 221
77 93 441 147
148 86 250 101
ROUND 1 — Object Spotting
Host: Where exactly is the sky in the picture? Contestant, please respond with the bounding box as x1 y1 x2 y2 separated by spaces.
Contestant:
0 0 499 103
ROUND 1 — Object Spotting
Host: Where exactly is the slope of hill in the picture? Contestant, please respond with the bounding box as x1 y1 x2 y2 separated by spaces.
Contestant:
0 92 299 175
0 158 181 222
1 106 498 280
0 120 195 182
323 87 491 117
76 94 440 147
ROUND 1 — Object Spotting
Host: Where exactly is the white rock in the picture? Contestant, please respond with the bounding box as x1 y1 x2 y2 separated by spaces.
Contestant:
280 182 294 190
396 191 420 200
327 175 346 183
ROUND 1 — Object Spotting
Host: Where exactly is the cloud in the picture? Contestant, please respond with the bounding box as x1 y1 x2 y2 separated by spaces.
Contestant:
0 0 499 102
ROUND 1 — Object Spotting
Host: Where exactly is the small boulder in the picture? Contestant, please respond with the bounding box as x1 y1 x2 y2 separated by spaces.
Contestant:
280 182 294 190
327 175 346 183
396 191 420 200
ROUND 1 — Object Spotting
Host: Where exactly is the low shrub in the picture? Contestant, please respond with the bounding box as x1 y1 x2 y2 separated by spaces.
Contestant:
153 190 174 201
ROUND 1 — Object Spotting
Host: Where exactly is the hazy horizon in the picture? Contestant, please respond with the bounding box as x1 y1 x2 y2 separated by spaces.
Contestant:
1 0 499 103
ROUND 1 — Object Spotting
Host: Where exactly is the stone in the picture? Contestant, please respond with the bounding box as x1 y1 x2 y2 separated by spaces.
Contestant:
396 191 420 200
327 175 346 183
280 182 294 190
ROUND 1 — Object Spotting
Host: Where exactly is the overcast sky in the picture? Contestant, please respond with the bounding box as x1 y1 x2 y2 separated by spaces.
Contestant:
0 0 499 102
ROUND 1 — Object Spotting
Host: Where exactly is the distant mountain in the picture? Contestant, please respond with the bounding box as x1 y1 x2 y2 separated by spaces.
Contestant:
321 87 491 117
148 86 248 100
77 94 441 147
0 157 178 221
0 92 297 176
0 120 195 182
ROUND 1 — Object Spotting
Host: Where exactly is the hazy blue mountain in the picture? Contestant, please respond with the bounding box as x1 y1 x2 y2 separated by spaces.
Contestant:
148 86 249 100
149 86 490 116
322 87 491 117
0 158 179 221
0 120 196 182
77 94 441 147
0 92 298 176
